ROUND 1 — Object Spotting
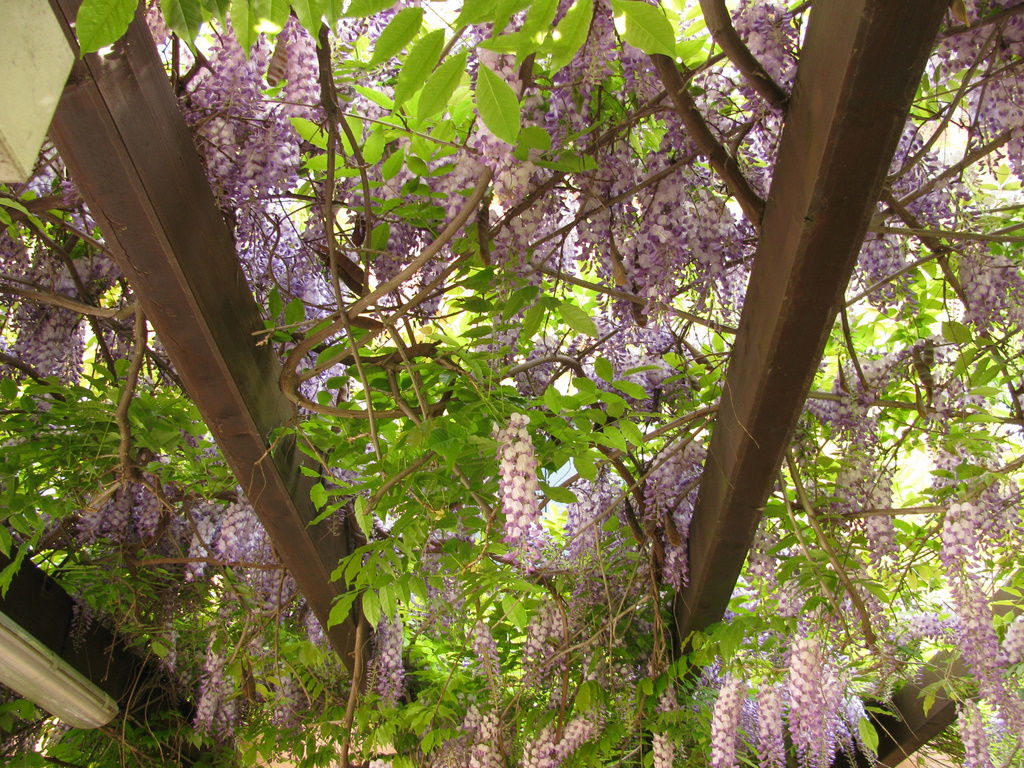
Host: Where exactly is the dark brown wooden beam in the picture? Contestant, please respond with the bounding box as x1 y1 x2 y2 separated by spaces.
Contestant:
833 660 959 768
674 0 950 641
46 2 362 669
868 679 958 768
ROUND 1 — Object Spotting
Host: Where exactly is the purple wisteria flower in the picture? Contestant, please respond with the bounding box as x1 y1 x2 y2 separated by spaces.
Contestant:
278 17 321 121
710 675 747 768
472 620 500 681
372 614 405 705
788 634 843 768
522 716 599 768
758 683 786 768
194 640 238 741
494 412 543 548
465 707 503 768
1004 617 1024 665
959 700 995 768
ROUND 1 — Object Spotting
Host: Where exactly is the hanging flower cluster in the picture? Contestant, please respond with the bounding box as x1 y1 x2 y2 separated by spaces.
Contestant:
494 412 543 548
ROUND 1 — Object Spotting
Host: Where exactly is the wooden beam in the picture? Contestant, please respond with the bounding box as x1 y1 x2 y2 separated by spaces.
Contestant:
876 685 957 767
46 2 362 669
836 664 959 768
673 0 950 641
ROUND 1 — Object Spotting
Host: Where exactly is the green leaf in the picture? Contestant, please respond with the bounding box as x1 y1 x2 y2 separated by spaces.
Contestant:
370 7 424 65
363 127 386 164
310 482 328 509
0 199 41 230
502 595 528 627
676 37 706 67
455 0 498 26
329 593 358 626
545 485 578 504
858 718 879 756
251 0 290 31
76 0 137 53
942 320 973 344
576 680 601 711
393 29 445 108
231 0 258 51
611 0 676 57
284 298 306 326
520 303 546 339
362 590 381 628
475 64 521 144
0 549 25 598
559 301 598 337
381 147 405 180
575 452 597 480
162 0 204 43
209 0 231 20
543 386 563 413
619 419 644 446
921 691 935 716
594 428 627 452
613 379 648 399
290 0 323 32
518 125 552 152
290 117 329 149
492 0 531 35
594 356 614 382
417 50 468 121
479 30 530 55
521 0 558 38
549 0 593 72
323 0 343 21
370 221 390 251
345 0 396 17
354 496 372 539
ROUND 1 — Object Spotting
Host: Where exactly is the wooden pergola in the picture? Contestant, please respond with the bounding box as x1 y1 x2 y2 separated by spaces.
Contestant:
1 0 964 764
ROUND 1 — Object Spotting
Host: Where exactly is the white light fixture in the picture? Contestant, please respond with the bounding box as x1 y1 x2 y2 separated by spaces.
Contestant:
0 0 75 182
0 611 118 729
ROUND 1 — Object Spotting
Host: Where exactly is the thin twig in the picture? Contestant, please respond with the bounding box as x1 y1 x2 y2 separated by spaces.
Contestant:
534 264 738 334
339 615 369 768
785 450 878 651
841 506 945 519
840 305 866 389
507 355 586 378
280 172 492 404
130 556 285 570
345 169 493 318
0 351 47 383
321 24 373 285
870 224 1024 245
891 30 995 180
944 0 1024 37
0 281 135 319
115 307 147 479
364 453 433 514
844 252 939 307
